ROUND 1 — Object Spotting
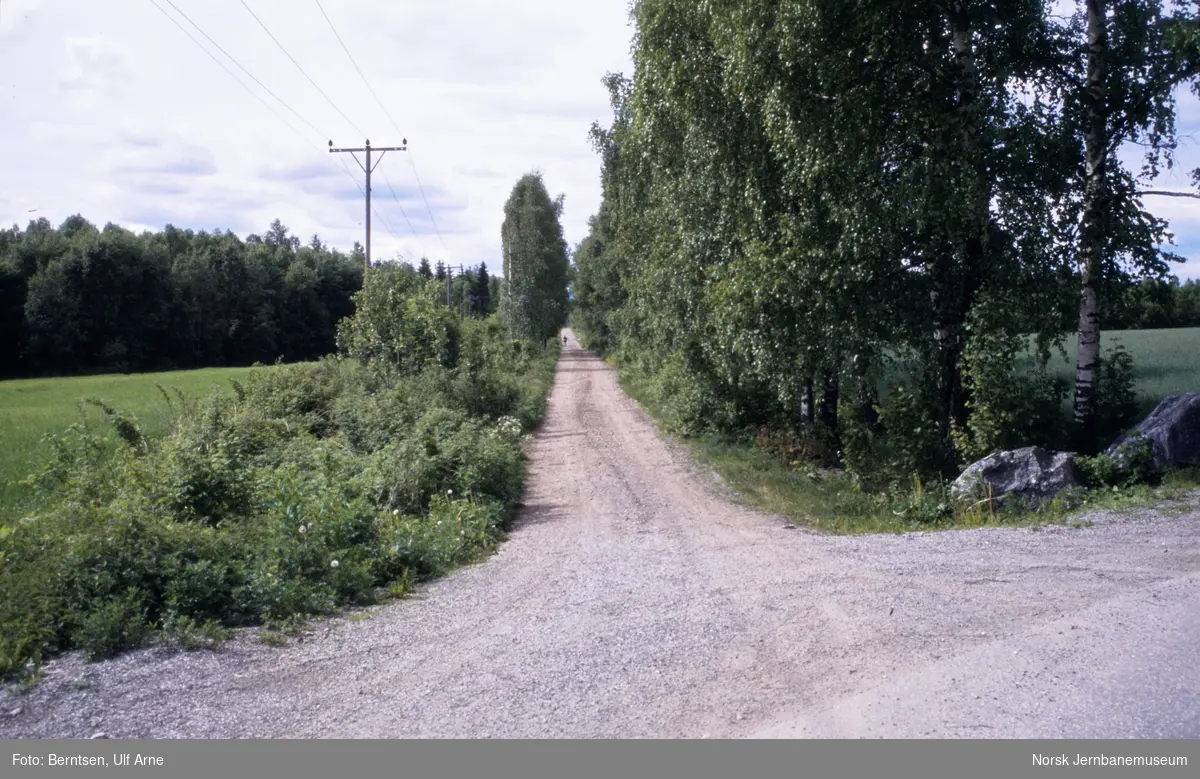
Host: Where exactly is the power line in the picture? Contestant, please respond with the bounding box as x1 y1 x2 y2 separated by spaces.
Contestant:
380 172 425 248
158 0 323 138
405 154 449 254
234 0 418 256
311 0 450 256
329 139 409 266
237 0 366 138
312 0 388 115
146 0 402 250
335 155 404 248
149 0 309 143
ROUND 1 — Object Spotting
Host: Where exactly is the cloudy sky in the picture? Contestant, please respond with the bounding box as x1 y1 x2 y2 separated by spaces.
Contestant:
2 0 1200 279
0 0 635 268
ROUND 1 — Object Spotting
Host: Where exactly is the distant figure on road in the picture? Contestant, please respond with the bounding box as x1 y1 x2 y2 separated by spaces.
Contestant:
563 335 567 344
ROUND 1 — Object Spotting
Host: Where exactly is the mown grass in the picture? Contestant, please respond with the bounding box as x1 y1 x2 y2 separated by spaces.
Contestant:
612 327 1200 536
0 367 260 520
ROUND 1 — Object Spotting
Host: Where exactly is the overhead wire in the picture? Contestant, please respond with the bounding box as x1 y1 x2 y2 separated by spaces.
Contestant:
312 0 450 257
237 0 366 138
146 0 403 247
237 0 421 257
149 0 309 144
159 0 323 138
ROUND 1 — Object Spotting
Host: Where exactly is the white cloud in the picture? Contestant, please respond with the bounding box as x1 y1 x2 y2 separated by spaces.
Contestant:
0 0 635 265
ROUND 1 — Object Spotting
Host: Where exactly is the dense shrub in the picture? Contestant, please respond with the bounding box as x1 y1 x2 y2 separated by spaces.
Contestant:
1093 344 1141 445
951 329 1071 467
0 304 560 679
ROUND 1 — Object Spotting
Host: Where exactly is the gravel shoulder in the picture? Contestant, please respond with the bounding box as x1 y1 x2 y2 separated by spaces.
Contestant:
3 330 1198 739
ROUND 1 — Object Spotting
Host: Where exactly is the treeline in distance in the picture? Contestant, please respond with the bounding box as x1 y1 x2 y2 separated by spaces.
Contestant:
0 216 500 378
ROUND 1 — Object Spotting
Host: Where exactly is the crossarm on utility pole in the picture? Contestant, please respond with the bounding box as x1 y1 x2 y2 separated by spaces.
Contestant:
329 138 407 267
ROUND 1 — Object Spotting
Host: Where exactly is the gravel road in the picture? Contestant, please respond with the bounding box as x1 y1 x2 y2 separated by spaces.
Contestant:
3 330 1198 739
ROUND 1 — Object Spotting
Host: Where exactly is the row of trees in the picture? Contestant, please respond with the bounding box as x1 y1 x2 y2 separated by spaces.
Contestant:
572 0 1200 482
0 215 512 378
0 217 365 377
1107 276 1200 329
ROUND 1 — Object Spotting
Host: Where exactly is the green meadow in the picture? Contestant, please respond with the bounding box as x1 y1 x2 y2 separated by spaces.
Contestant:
1040 328 1200 414
0 366 259 518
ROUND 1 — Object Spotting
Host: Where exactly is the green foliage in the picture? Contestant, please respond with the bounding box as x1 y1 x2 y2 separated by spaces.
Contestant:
873 380 952 487
568 0 1197 505
337 264 460 376
0 297 559 678
161 614 229 651
500 172 571 342
74 589 152 661
1094 344 1141 443
0 366 259 521
0 216 362 378
1077 437 1161 490
951 328 1070 466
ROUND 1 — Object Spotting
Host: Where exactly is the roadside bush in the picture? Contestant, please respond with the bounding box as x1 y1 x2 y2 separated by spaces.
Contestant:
0 305 560 680
74 588 152 661
873 379 951 485
1094 344 1141 445
376 495 507 581
952 329 1070 467
1077 436 1161 489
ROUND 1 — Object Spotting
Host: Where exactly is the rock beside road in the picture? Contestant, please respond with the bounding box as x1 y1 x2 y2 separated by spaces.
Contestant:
1107 391 1200 469
951 446 1081 505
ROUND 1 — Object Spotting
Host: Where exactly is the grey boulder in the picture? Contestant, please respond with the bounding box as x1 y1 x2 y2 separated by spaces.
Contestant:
951 446 1082 505
1106 391 1200 470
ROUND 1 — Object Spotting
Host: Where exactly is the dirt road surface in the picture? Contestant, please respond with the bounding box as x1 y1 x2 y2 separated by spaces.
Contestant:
3 330 1199 739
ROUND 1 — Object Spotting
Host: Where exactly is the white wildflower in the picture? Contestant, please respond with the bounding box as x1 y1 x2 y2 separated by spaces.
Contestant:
298 525 306 534
393 509 400 516
330 560 339 568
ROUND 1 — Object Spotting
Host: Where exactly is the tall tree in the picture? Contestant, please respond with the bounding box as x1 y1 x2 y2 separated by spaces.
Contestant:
417 257 433 279
500 173 571 341
471 261 492 316
1066 0 1195 447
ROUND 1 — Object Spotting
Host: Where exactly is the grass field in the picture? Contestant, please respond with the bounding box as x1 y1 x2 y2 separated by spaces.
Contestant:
0 366 259 518
1038 328 1200 414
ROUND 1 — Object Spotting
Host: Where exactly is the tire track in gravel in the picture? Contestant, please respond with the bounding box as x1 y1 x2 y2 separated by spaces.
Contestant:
2 330 1198 739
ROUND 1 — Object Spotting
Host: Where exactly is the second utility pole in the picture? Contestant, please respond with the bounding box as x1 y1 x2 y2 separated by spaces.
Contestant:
329 138 407 267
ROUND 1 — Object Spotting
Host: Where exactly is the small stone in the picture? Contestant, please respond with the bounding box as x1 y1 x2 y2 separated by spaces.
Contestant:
90 732 108 740
8 707 21 717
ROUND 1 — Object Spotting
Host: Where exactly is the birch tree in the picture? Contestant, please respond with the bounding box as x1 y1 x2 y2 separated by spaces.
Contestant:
500 173 570 342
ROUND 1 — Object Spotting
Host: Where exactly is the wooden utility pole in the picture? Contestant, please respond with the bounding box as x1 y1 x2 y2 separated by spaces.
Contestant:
328 138 407 266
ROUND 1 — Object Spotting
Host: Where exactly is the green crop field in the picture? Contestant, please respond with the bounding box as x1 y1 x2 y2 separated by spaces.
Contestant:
0 366 260 518
1034 327 1200 414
